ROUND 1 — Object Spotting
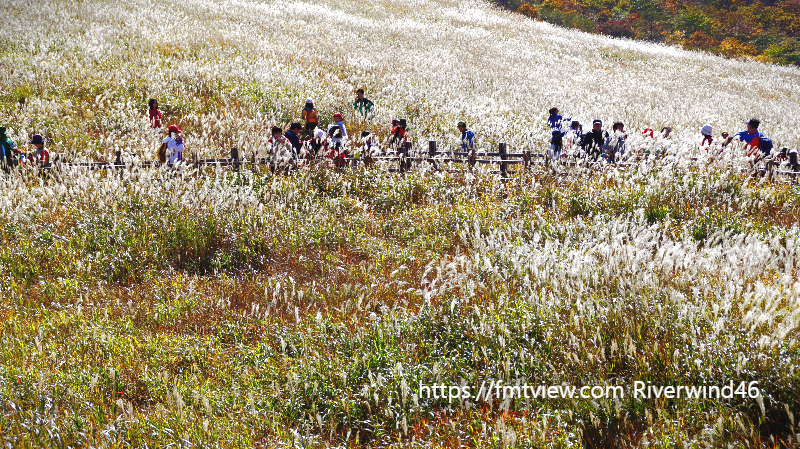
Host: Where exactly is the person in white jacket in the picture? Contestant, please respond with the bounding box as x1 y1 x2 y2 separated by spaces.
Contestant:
164 124 185 164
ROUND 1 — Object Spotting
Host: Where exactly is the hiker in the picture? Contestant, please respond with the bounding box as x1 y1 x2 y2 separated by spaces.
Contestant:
789 148 799 173
458 121 475 152
716 131 729 149
148 99 163 129
564 121 583 156
605 122 626 164
0 127 16 170
360 131 379 160
326 125 347 167
547 107 563 129
389 119 408 152
163 125 185 164
730 118 772 160
353 88 374 119
581 119 607 161
284 122 303 156
550 129 565 160
701 124 713 148
269 126 294 169
29 134 50 168
308 128 327 160
302 99 319 136
330 112 348 139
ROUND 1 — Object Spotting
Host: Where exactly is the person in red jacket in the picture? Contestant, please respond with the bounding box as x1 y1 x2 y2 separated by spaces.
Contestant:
148 99 163 129
30 134 50 168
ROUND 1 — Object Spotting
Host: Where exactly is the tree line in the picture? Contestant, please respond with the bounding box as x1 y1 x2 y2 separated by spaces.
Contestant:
493 0 800 66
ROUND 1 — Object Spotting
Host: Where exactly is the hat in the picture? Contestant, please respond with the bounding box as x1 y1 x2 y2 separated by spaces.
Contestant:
701 124 713 136
457 121 467 128
745 118 760 129
592 119 602 125
361 131 371 138
306 98 314 104
333 112 343 119
29 134 44 145
167 124 182 133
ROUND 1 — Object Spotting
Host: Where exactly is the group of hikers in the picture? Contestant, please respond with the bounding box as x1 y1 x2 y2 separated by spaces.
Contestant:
1 91 796 174
0 127 50 170
545 107 798 171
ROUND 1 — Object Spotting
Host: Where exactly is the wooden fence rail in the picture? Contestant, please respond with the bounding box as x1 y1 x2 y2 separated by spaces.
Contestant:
31 142 800 184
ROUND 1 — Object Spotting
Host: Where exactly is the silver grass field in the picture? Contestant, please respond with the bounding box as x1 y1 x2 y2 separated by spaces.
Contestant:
0 0 798 447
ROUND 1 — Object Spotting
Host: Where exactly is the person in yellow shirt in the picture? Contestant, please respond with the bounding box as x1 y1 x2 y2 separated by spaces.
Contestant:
302 98 318 137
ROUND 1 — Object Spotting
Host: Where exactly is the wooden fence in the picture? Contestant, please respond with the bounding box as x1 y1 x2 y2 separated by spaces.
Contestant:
38 141 800 184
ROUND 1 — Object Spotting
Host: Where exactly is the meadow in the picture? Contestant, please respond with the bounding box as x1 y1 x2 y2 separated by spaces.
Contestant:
0 0 799 447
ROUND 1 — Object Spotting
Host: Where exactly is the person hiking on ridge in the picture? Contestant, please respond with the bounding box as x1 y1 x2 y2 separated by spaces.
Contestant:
565 120 583 156
148 99 163 129
701 124 714 148
729 118 772 161
548 107 563 130
326 125 347 167
353 88 374 119
360 131 379 160
269 126 294 169
163 124 185 164
302 99 318 137
0 127 17 170
389 119 408 152
29 134 50 169
330 112 348 139
458 121 475 152
605 121 626 164
284 122 303 156
581 119 607 162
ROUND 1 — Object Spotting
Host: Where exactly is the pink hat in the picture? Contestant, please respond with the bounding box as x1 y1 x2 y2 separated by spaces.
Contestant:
333 112 343 119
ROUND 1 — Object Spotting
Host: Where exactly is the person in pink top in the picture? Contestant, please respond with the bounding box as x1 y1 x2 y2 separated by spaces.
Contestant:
148 99 163 129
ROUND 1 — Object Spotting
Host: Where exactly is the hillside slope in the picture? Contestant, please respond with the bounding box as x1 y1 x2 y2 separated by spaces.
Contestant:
0 1 799 448
0 0 798 158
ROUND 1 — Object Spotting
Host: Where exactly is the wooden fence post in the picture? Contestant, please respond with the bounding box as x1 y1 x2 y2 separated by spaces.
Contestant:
499 142 508 178
401 141 412 172
523 149 531 172
428 140 438 170
767 159 775 183
230 146 239 171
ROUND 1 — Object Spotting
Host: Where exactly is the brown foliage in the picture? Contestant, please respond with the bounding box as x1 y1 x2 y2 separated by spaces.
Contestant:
518 2 541 20
685 31 720 50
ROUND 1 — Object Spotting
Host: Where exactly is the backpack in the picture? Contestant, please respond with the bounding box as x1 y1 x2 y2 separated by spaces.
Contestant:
759 136 773 155
157 142 167 163
551 130 563 148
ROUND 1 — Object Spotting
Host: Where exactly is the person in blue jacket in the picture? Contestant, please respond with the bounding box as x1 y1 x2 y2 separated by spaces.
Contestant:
727 118 773 161
458 121 475 152
548 107 563 129
284 122 303 156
